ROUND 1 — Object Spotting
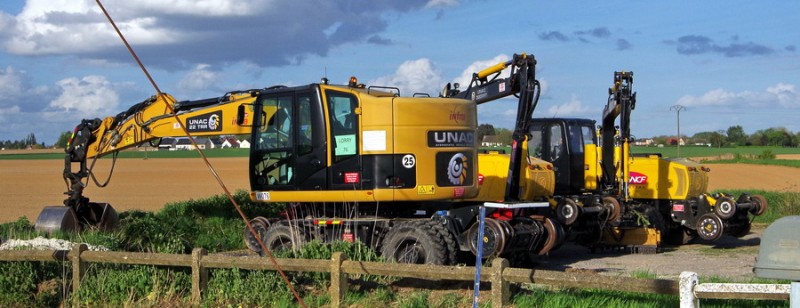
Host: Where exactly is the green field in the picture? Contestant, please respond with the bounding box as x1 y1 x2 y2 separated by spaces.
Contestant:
630 145 800 158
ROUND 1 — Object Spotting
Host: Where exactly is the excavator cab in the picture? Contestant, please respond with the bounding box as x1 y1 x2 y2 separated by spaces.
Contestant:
249 86 330 191
529 118 598 195
248 85 372 192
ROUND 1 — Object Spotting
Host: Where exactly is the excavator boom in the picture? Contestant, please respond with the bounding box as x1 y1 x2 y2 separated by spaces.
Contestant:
35 91 257 232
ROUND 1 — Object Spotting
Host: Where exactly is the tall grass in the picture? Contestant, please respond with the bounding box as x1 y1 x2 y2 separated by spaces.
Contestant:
712 189 800 223
2 189 797 307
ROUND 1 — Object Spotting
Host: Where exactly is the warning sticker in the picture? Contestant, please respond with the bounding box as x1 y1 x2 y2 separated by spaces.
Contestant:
417 185 435 195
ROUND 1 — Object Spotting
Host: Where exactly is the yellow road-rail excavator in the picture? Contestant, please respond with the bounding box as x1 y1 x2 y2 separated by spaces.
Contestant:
527 72 767 250
36 53 565 266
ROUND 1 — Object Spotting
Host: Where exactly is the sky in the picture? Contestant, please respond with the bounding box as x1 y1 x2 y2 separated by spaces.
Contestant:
0 0 798 145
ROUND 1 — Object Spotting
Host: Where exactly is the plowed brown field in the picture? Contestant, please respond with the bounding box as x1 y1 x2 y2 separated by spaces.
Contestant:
1 157 250 224
2 157 800 223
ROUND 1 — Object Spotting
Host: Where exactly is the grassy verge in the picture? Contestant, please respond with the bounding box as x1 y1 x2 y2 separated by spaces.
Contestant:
711 190 800 224
1 191 796 307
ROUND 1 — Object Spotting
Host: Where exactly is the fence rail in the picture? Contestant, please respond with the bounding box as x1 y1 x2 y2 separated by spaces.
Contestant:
0 245 791 307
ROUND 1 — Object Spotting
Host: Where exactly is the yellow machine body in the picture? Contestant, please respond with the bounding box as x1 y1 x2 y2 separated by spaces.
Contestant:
470 151 555 202
248 83 480 203
628 155 710 201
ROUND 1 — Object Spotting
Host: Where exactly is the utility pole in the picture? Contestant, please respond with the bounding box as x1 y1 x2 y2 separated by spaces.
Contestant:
670 105 686 157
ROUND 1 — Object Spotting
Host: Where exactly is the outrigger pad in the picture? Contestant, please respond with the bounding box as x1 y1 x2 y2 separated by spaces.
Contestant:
34 206 80 233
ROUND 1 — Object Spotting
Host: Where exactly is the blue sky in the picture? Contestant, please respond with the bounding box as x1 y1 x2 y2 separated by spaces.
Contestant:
1 0 798 144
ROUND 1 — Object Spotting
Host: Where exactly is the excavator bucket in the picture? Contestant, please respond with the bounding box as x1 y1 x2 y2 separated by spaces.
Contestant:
34 206 80 233
91 202 120 232
34 203 119 233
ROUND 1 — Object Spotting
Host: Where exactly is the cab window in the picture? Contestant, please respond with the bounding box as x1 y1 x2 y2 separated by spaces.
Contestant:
325 90 358 162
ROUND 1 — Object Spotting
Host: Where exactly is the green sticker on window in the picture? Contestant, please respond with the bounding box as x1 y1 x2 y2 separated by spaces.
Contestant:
334 134 357 156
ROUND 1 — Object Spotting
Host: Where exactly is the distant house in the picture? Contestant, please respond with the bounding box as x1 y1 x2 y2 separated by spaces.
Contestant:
206 138 223 149
238 139 251 149
158 138 177 151
666 137 685 146
481 135 502 147
175 138 210 150
633 138 654 146
220 137 240 149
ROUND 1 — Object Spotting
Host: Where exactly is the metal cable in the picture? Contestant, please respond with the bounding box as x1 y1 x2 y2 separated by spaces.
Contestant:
94 1 306 306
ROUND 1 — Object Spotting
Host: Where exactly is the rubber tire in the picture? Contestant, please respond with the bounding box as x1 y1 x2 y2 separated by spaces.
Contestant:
243 217 270 253
640 205 666 235
263 224 305 255
663 227 697 245
728 222 752 238
425 220 458 265
381 221 447 265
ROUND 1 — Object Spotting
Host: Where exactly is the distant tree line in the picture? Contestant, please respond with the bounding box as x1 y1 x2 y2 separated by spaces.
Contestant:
649 125 800 147
478 123 800 148
0 133 46 149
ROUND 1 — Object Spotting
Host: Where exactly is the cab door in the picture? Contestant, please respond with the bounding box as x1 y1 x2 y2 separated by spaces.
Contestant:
324 89 362 190
250 89 327 191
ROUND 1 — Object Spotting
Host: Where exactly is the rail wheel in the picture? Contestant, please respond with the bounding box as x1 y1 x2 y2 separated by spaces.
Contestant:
750 195 768 216
696 213 724 241
601 196 621 222
556 199 580 226
263 224 306 254
467 218 508 259
715 196 737 220
381 221 447 265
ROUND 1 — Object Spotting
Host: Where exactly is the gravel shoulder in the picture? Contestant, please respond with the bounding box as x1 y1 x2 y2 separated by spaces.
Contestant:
537 224 765 280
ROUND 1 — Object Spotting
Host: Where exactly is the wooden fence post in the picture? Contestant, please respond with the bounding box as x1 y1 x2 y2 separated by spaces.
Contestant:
330 252 348 308
71 243 88 296
491 258 510 307
192 248 208 304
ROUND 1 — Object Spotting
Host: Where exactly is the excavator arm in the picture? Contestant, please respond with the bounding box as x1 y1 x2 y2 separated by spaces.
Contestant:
443 53 540 201
599 71 636 199
36 91 258 232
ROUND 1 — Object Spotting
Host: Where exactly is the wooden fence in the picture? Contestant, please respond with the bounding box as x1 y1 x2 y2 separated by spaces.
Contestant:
0 244 789 307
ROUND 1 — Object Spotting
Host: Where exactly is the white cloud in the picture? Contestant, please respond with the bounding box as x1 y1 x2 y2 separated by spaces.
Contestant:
0 105 21 123
544 95 592 117
767 83 799 107
0 66 25 99
49 75 120 117
178 64 218 91
370 58 443 95
0 1 448 69
426 0 459 8
676 83 800 109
